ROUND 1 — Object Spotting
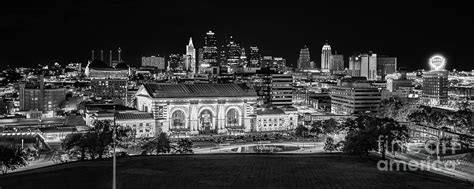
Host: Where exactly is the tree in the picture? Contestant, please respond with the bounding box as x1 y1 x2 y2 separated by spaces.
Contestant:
341 115 380 156
310 121 323 135
339 115 409 158
87 120 114 159
322 118 338 134
156 132 171 154
427 111 448 128
449 108 473 134
61 120 130 160
62 133 88 160
140 138 157 155
174 139 194 154
380 97 403 119
408 106 432 124
295 125 309 137
0 146 28 174
323 137 336 152
377 118 409 159
140 133 171 155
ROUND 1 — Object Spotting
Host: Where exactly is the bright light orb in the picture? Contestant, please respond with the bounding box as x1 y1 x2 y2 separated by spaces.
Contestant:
429 55 446 70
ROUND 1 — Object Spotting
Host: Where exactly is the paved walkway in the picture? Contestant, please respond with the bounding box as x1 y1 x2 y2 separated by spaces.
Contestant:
10 151 56 173
382 151 474 184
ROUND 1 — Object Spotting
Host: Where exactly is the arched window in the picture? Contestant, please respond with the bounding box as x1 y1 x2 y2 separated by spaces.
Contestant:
199 110 213 129
172 110 185 129
226 109 239 127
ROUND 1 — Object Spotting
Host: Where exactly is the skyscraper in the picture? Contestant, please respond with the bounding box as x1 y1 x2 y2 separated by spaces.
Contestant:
269 74 294 107
186 37 196 73
422 70 449 106
360 53 377 80
298 45 311 70
249 46 261 68
200 30 219 74
321 43 332 72
349 56 361 77
240 47 247 67
218 45 228 73
376 56 397 80
198 47 204 69
225 36 241 67
330 54 344 73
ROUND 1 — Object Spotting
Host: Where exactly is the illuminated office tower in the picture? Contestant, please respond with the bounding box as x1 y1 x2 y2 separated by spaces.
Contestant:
186 37 196 73
349 55 361 77
360 53 377 80
330 54 344 72
249 46 261 68
298 45 311 70
321 43 332 72
225 36 241 67
200 30 219 74
376 56 397 80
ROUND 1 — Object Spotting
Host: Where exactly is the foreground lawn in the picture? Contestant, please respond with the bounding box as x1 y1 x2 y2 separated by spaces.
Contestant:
0 154 472 189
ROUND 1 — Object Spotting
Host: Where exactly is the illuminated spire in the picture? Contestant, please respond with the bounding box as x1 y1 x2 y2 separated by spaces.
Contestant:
188 37 194 47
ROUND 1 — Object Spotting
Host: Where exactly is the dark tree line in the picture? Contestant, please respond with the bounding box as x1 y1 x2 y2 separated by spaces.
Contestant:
62 120 132 160
141 132 194 155
310 114 409 159
0 146 28 174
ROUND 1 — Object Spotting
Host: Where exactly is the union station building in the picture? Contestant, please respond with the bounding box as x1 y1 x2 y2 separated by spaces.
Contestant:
135 83 259 135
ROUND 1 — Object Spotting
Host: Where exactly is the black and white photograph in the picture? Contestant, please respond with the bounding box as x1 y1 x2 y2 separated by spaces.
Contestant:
0 1 473 188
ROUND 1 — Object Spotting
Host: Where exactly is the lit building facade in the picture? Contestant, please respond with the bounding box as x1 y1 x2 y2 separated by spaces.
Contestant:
186 37 196 73
225 36 242 67
200 30 219 75
269 74 293 107
298 45 311 70
260 56 286 72
249 46 261 68
321 43 332 72
255 108 297 132
84 104 156 138
141 56 165 70
360 53 378 80
116 113 156 138
330 54 344 73
18 78 66 112
422 70 449 106
377 56 397 80
135 83 258 135
85 60 130 103
349 56 361 77
330 82 382 115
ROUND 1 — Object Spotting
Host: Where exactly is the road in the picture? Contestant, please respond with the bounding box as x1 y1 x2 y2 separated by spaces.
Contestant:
193 141 325 154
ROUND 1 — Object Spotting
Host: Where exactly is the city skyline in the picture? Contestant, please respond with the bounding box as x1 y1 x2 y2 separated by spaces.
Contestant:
1 2 473 188
1 3 473 71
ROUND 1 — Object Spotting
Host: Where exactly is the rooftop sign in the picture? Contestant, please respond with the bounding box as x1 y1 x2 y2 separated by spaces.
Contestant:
429 55 446 70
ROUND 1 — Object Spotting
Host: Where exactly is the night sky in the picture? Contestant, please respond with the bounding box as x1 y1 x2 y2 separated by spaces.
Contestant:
1 1 473 71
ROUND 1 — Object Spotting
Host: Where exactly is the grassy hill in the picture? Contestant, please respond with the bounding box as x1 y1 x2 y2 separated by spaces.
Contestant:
0 154 472 188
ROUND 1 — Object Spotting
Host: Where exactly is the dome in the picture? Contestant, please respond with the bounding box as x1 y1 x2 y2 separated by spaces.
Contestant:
88 59 110 69
115 62 130 70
